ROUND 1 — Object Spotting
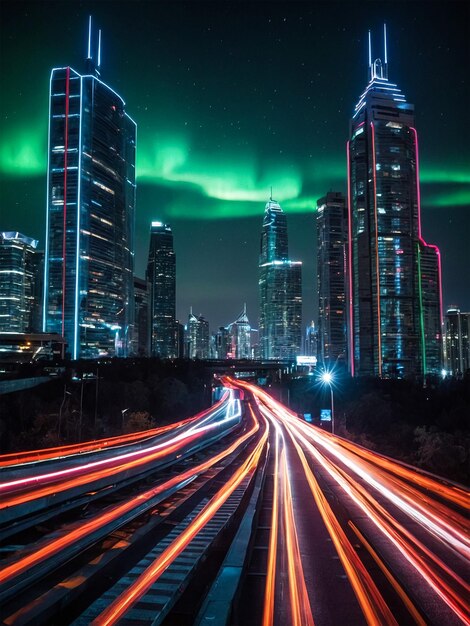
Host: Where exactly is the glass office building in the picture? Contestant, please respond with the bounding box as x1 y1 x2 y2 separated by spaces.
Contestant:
347 26 442 378
186 311 210 359
445 308 470 376
133 276 150 357
43 23 136 359
228 305 252 359
259 197 302 360
0 232 41 333
316 192 348 366
146 221 176 358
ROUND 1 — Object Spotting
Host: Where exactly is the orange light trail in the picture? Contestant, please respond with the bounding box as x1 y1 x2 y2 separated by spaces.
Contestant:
261 408 314 626
262 416 279 626
0 397 241 510
348 521 426 626
0 404 259 589
231 379 470 626
334 438 470 510
283 415 470 625
91 416 268 626
0 392 230 468
284 420 397 626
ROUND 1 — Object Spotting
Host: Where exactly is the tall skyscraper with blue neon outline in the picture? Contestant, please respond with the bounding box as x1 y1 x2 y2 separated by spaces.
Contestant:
347 25 442 378
43 18 136 359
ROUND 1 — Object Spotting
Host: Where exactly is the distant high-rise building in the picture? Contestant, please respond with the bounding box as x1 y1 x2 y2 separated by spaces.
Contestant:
228 305 251 359
146 221 176 358
43 19 136 359
0 232 41 333
259 197 302 360
186 311 210 359
260 198 288 264
214 326 231 359
174 321 185 358
347 25 442 378
304 321 318 358
133 277 149 357
317 192 348 366
445 307 470 376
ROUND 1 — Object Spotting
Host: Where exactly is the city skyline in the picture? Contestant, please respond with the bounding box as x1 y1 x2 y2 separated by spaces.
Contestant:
1 1 469 330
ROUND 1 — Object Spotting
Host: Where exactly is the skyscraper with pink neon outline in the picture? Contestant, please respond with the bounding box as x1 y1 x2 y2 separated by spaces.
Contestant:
347 25 442 378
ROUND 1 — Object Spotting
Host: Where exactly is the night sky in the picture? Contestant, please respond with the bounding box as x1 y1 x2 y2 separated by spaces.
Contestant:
1 1 469 331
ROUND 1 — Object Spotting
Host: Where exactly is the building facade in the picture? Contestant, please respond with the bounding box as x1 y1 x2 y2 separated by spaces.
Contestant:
133 277 149 357
43 24 136 359
0 232 42 333
228 305 251 359
146 221 176 358
347 26 442 378
445 307 470 376
186 311 210 359
214 326 231 359
316 192 348 366
304 321 318 358
259 198 302 360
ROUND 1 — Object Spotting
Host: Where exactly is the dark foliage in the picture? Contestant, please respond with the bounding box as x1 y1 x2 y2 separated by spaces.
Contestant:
0 359 212 452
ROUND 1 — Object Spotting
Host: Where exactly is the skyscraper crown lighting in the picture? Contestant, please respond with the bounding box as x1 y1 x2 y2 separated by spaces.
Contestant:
42 18 136 359
347 25 442 379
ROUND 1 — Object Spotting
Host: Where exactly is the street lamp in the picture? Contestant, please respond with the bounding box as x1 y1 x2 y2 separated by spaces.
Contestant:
121 408 130 432
320 371 335 435
58 387 71 438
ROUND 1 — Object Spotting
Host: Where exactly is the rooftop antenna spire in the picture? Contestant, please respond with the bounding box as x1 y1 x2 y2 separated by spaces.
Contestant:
98 29 102 67
383 23 388 79
87 15 92 59
368 29 372 80
270 186 273 201
243 302 247 315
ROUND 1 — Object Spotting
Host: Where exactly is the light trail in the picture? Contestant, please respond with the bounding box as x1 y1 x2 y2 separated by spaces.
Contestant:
0 401 258 590
0 391 230 468
231 379 470 626
334 438 470 510
91 413 268 625
348 521 426 626
4 377 468 626
280 444 315 626
285 416 470 559
261 406 314 626
0 397 241 510
262 414 279 626
237 381 469 559
283 418 397 626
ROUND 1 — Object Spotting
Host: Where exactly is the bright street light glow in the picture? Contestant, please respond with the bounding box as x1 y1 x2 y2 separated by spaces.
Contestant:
321 372 333 384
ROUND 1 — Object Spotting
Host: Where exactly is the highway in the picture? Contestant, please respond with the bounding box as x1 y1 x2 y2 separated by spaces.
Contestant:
0 379 468 625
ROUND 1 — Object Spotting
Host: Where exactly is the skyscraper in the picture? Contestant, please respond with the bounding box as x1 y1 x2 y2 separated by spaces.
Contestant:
214 326 231 359
304 321 318 358
43 19 136 359
146 221 176 358
316 192 348 366
228 305 251 359
445 307 470 376
0 232 41 333
186 311 210 359
259 197 302 360
347 26 442 378
133 277 150 357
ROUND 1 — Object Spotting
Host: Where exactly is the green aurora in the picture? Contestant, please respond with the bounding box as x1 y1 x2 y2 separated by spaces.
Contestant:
1 0 469 322
1 121 469 219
